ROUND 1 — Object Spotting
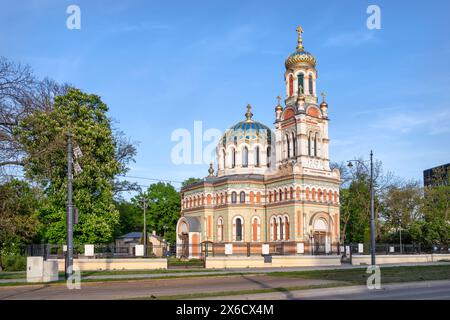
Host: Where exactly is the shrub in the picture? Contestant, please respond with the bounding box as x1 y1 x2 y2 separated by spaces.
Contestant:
0 255 27 271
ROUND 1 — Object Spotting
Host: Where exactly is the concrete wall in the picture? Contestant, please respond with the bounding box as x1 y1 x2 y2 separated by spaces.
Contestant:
205 256 266 268
205 255 341 268
49 258 167 272
351 254 450 265
270 255 341 267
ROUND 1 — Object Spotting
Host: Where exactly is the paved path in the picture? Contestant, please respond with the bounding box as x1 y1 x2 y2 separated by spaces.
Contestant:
203 280 450 300
0 274 341 300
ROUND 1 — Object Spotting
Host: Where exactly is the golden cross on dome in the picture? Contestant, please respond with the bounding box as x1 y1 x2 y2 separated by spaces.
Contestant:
296 26 304 51
321 91 326 101
276 96 281 104
245 104 253 122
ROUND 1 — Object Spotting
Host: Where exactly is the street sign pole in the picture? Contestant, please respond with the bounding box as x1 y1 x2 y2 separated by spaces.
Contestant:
66 131 74 279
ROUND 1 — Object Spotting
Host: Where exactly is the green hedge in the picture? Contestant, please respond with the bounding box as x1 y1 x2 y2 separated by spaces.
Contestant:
0 255 27 271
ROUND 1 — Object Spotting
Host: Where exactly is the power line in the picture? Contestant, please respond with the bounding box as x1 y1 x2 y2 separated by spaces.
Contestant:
118 175 184 184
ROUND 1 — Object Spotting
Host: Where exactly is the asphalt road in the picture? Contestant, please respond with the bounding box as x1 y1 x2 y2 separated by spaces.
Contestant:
204 280 450 300
0 274 339 300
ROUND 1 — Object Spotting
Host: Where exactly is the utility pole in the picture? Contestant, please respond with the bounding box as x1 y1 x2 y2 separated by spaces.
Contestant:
369 150 376 266
347 150 377 266
139 197 148 258
65 131 74 279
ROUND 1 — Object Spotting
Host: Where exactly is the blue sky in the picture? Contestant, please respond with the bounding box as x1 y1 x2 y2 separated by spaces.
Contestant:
1 0 449 194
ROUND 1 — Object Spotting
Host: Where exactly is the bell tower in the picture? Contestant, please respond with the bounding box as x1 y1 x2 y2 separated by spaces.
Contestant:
274 26 331 172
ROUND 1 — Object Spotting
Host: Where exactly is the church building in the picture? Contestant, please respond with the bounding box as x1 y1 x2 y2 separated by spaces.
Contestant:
176 26 341 258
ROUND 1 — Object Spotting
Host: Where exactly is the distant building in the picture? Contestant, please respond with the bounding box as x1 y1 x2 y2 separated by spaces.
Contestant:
115 231 168 257
423 163 450 187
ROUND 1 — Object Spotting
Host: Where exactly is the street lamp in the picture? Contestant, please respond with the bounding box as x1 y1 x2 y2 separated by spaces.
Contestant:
347 150 376 266
138 197 148 258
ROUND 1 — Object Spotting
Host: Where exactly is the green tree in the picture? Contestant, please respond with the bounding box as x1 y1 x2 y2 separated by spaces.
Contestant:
16 88 123 244
114 200 142 237
133 182 181 244
0 179 42 255
380 181 422 243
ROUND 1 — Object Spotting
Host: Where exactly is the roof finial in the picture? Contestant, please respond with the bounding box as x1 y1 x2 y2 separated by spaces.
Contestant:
208 162 214 176
321 91 326 102
296 26 304 51
245 104 253 122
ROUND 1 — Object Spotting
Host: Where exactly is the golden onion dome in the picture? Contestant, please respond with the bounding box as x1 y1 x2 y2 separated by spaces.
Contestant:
320 92 328 108
275 96 283 112
285 26 316 68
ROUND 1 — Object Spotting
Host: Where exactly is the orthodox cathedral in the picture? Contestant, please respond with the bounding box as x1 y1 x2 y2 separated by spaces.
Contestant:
176 26 341 258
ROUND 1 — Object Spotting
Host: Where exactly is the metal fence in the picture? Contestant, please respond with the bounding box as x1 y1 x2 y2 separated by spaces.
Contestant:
176 241 341 259
26 243 172 260
27 242 449 260
344 243 450 256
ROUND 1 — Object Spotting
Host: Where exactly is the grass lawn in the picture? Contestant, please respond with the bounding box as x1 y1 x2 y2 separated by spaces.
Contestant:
80 268 214 277
267 264 450 285
0 272 26 280
0 268 216 280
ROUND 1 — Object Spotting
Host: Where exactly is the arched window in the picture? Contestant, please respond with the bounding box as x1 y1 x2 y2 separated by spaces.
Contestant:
256 192 261 204
266 146 271 168
268 191 272 203
284 188 288 200
240 191 246 203
308 132 312 156
249 191 254 204
252 217 260 242
222 149 226 169
286 134 290 158
231 191 237 203
220 193 224 204
284 216 290 240
279 189 283 201
235 217 243 241
231 148 236 168
305 187 310 200
289 74 294 96
279 216 284 240
297 73 304 95
255 146 260 167
290 187 294 200
312 188 316 201
292 132 296 157
274 190 277 202
242 146 248 167
217 217 224 242
309 76 313 95
272 217 278 241
314 132 318 157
